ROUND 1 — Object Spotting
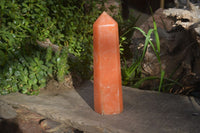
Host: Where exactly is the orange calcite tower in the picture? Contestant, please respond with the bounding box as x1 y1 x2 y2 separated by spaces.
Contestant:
93 12 123 115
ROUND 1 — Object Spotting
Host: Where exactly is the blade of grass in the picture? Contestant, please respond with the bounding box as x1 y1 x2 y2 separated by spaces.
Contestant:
134 74 182 90
153 19 160 54
150 7 160 53
163 78 183 87
141 28 154 60
158 70 165 92
133 76 159 88
134 27 160 63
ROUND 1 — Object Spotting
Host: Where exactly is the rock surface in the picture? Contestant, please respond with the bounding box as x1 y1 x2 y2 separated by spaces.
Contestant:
0 101 17 119
0 81 200 133
130 7 200 93
0 102 82 133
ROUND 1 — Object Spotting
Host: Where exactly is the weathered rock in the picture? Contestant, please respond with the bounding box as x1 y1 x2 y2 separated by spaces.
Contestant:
130 7 200 93
0 101 17 119
15 107 44 133
0 102 82 133
0 81 200 133
163 1 200 36
40 119 75 133
132 8 174 39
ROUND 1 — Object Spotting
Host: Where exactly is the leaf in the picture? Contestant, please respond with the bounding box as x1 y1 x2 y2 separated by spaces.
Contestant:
0 50 6 66
32 78 38 84
20 75 28 83
11 84 18 92
30 61 37 67
46 47 52 63
152 16 160 54
36 71 44 79
41 65 48 71
0 0 5 9
40 78 46 83
27 80 33 87
21 87 28 94
32 84 39 90
29 73 36 79
14 71 21 77
39 83 46 88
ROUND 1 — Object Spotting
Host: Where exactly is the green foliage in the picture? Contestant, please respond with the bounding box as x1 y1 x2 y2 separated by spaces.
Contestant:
0 0 104 95
121 58 141 86
0 44 69 95
56 47 69 82
133 18 164 91
114 9 139 57
66 0 105 79
1 0 180 95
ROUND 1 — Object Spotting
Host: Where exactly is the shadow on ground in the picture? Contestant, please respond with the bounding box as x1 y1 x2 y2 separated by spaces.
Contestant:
0 118 23 133
75 80 94 110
